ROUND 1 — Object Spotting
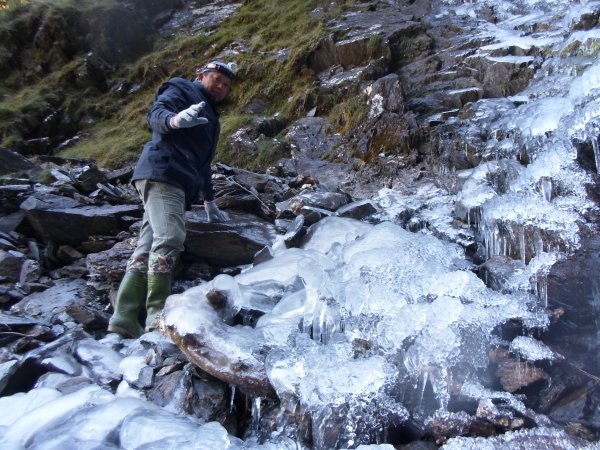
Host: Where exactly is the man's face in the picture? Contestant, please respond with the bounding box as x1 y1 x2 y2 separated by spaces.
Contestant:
198 71 232 103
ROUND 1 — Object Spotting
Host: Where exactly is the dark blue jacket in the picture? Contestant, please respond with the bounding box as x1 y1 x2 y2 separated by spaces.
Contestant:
132 77 220 209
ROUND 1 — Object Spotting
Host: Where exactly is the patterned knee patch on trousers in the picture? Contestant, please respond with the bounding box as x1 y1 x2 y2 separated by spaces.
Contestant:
149 252 176 275
126 254 149 274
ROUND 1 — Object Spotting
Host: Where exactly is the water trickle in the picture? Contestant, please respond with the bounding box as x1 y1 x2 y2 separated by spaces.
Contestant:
251 397 262 434
539 176 553 202
229 384 236 414
537 272 548 308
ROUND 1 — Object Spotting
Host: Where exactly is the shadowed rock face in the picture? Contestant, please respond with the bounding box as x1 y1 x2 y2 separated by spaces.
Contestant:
0 148 35 176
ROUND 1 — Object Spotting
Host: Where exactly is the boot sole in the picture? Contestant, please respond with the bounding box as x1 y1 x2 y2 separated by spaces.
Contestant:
107 323 142 339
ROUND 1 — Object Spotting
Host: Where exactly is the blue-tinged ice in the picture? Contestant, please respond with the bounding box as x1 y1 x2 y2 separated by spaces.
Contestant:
0 385 113 448
120 411 242 450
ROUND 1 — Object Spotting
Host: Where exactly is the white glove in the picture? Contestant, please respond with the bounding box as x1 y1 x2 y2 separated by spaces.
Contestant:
205 200 229 223
169 102 208 129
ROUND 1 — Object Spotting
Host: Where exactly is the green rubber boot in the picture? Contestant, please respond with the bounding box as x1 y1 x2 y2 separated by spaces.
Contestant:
145 272 172 332
107 271 147 338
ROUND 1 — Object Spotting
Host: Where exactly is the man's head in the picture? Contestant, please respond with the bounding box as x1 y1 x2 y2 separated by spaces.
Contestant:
197 61 237 103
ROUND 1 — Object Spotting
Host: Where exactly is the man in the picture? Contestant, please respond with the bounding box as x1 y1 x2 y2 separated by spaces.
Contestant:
108 60 236 338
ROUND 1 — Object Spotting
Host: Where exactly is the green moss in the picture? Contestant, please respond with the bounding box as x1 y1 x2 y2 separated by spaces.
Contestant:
59 89 155 168
214 113 254 164
0 1 29 14
560 38 600 57
329 95 367 135
36 167 52 184
60 118 150 168
253 138 289 169
366 34 384 59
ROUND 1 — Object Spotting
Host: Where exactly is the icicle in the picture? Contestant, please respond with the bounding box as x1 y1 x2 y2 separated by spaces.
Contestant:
519 224 526 264
229 384 236 413
540 176 553 202
312 300 327 343
593 138 600 175
480 217 500 260
538 273 548 308
533 231 542 259
417 371 429 409
251 397 262 433
311 298 341 344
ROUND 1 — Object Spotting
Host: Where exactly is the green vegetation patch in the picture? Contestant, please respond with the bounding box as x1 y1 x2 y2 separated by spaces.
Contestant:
0 0 350 171
330 95 368 136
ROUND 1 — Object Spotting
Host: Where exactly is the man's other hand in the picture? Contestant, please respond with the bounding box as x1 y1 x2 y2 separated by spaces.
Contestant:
205 200 229 223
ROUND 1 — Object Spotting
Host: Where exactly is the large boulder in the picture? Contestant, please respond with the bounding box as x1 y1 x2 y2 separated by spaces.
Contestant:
20 192 140 247
10 278 87 325
184 210 277 267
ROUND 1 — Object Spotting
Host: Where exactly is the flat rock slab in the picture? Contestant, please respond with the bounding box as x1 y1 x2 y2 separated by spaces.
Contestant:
10 278 87 325
184 211 277 267
20 192 140 246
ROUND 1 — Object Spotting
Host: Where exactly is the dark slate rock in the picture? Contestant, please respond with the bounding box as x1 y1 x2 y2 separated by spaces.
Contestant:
65 302 111 331
289 190 352 213
163 298 276 398
20 192 141 246
19 259 42 284
0 184 34 214
74 337 123 386
86 238 135 292
335 199 378 219
308 5 419 73
0 360 19 395
0 237 17 251
469 54 539 98
496 359 549 393
184 211 277 267
478 255 527 291
0 311 48 328
548 387 588 424
368 73 405 114
0 249 25 282
104 165 134 184
10 278 88 325
148 364 227 420
0 147 35 176
285 117 342 159
283 214 306 248
72 165 109 194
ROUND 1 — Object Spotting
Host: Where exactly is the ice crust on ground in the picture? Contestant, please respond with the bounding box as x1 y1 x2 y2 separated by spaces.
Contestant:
165 216 548 421
441 426 594 450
